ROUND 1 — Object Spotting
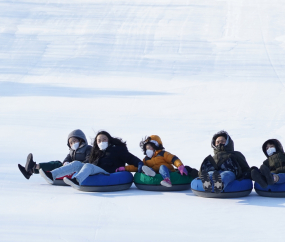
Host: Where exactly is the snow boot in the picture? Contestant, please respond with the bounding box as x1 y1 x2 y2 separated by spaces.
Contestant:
212 171 223 193
63 177 80 189
200 171 212 192
160 177 172 187
251 168 268 188
18 164 32 179
142 166 156 177
39 169 54 185
260 164 274 185
25 153 36 173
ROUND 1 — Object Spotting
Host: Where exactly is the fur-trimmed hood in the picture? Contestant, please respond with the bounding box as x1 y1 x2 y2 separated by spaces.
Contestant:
262 139 284 158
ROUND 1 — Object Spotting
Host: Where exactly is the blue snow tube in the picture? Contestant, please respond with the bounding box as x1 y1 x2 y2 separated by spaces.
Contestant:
191 178 253 198
76 171 133 192
254 182 285 197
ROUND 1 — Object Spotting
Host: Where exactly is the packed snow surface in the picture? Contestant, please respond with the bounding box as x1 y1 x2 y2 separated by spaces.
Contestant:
1 0 285 241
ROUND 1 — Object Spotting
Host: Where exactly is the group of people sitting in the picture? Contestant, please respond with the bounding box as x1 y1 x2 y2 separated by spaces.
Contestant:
18 129 285 192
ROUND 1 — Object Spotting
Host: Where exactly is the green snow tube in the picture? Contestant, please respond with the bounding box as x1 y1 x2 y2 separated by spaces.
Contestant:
134 171 193 191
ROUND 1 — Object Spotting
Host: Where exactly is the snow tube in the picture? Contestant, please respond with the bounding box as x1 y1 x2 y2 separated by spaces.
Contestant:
254 182 285 197
53 174 74 186
191 178 253 198
134 172 193 191
77 171 133 192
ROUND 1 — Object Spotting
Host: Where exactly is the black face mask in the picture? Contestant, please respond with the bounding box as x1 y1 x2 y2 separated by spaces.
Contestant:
217 143 225 150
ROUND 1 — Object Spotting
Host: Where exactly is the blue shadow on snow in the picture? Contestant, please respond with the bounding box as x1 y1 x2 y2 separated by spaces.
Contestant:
0 82 170 98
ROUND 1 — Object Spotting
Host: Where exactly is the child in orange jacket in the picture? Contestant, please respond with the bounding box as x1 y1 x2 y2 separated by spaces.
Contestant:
122 135 189 187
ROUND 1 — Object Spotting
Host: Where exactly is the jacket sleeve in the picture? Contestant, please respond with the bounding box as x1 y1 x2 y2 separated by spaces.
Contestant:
63 154 72 164
125 159 146 172
236 152 250 172
164 151 183 168
83 145 92 163
262 159 269 168
118 146 142 167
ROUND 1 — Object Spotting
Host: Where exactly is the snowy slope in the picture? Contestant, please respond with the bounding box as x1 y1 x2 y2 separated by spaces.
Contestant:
1 0 285 241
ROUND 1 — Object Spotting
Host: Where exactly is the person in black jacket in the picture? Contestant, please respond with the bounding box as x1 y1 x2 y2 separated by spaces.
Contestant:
199 130 251 193
18 129 92 180
251 139 285 188
40 130 143 189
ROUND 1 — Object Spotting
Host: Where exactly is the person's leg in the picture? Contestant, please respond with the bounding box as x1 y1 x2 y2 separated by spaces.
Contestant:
51 161 84 180
159 165 170 179
219 171 236 190
159 165 172 187
73 163 109 185
142 166 156 177
207 171 215 192
260 165 274 185
34 161 63 174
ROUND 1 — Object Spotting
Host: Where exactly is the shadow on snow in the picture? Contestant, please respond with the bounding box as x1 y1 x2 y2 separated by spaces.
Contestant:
0 82 171 98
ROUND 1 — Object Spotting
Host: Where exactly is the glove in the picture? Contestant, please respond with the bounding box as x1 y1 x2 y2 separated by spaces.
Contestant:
178 165 188 176
115 167 125 172
137 162 143 173
63 162 69 166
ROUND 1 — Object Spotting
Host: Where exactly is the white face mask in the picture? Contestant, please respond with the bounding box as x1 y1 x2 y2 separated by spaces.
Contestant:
71 142 80 150
267 147 276 156
98 142 108 150
146 149 154 158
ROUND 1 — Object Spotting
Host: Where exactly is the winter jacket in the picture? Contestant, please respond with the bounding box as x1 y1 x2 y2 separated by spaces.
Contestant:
199 131 250 179
261 139 285 174
91 144 142 173
125 135 183 172
63 129 92 164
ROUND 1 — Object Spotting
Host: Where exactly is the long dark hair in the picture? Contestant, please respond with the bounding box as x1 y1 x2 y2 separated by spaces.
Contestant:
89 130 126 164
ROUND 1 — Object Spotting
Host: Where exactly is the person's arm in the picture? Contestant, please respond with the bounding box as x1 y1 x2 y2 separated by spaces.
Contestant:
125 159 146 172
119 146 142 167
83 145 92 163
262 159 269 169
63 153 72 164
164 151 183 168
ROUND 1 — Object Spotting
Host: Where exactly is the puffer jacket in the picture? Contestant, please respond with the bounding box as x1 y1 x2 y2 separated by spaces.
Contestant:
262 139 285 174
125 135 183 172
63 129 92 164
199 131 250 179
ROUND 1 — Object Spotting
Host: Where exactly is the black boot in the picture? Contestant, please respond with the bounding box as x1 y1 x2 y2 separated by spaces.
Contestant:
200 171 212 192
212 171 223 193
251 168 268 188
18 164 32 179
25 153 36 173
185 166 199 179
260 165 274 185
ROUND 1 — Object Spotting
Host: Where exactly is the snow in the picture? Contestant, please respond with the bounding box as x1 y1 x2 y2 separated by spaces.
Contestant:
1 0 285 241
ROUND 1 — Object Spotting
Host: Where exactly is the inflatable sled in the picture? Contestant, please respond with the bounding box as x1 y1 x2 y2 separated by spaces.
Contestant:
76 171 133 192
53 174 74 186
134 172 193 191
254 182 285 197
191 178 253 198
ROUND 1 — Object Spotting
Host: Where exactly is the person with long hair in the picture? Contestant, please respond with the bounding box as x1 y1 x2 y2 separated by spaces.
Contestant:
39 130 143 189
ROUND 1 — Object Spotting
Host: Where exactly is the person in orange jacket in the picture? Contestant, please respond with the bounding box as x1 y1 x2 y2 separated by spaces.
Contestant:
120 135 189 187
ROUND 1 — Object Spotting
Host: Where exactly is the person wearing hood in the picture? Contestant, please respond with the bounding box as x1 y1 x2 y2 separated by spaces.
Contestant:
120 135 198 187
251 139 285 188
39 130 143 189
18 129 92 180
199 130 251 193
